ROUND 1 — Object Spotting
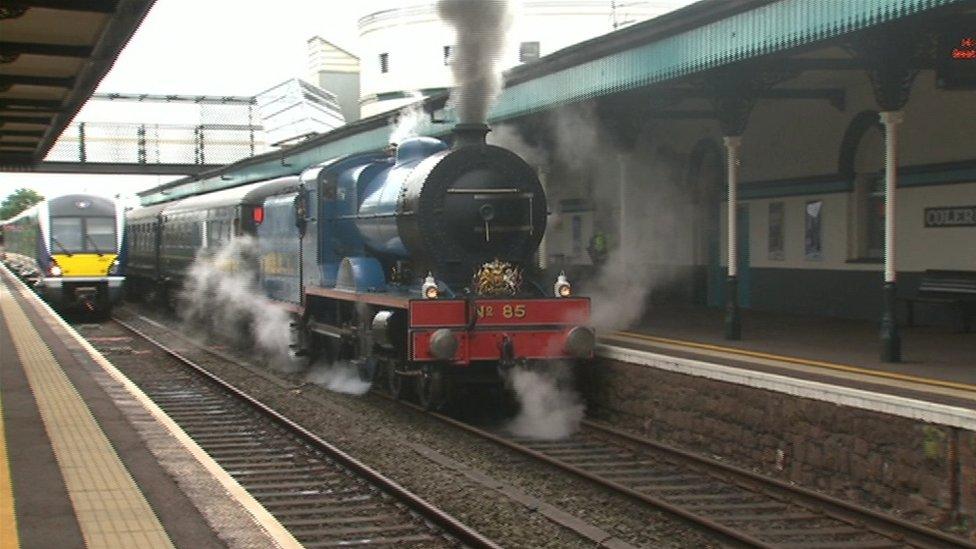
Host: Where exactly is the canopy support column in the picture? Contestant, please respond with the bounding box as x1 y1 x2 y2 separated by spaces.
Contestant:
879 111 903 362
724 135 742 340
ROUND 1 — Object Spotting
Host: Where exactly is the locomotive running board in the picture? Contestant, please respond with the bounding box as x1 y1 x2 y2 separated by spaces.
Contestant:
305 286 410 309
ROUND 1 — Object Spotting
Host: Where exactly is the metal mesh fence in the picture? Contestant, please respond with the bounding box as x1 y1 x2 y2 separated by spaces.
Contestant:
45 121 265 165
45 95 266 165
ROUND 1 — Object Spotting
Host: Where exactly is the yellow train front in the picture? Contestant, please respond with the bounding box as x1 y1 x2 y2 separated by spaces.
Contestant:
1 194 124 315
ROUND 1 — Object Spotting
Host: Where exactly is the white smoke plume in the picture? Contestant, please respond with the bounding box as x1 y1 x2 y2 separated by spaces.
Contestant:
505 363 585 440
306 360 371 396
437 0 511 124
485 123 550 166
180 237 378 393
544 104 690 331
178 237 299 371
389 96 431 145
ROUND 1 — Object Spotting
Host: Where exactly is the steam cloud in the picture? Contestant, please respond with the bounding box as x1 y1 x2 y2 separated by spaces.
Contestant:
491 105 690 331
179 238 373 397
179 237 298 370
437 0 511 124
389 95 431 145
505 363 584 440
306 360 371 395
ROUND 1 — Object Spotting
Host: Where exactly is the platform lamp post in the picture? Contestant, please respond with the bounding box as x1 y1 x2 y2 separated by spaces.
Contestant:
879 111 902 362
724 135 742 340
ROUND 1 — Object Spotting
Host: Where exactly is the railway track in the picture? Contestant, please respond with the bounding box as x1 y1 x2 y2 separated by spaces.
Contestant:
111 318 498 549
396 401 972 549
108 313 972 548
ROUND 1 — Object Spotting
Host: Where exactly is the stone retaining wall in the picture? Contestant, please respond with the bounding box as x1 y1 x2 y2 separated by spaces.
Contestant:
583 357 976 538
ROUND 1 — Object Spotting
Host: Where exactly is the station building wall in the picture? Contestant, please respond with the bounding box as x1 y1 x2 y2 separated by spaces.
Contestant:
713 69 976 321
522 66 973 321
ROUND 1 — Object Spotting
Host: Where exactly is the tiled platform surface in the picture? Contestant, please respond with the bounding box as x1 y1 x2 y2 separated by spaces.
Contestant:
2 272 173 548
622 305 976 384
0 266 298 549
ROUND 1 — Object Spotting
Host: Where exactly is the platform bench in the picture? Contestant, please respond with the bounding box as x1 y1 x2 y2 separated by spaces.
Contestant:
902 270 976 332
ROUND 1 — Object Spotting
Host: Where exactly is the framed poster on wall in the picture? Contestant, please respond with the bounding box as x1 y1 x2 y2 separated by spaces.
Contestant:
768 202 784 260
805 200 823 261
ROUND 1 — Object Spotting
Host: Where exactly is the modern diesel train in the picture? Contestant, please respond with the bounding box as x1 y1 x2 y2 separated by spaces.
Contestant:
124 124 594 409
1 194 125 315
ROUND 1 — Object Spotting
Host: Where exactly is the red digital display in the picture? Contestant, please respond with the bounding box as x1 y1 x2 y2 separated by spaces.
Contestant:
951 36 975 59
938 18 976 89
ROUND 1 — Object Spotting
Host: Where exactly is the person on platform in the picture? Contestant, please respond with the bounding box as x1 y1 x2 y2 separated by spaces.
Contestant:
587 229 609 267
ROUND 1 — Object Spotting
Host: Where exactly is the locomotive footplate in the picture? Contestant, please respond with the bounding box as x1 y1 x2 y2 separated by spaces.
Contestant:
408 298 594 364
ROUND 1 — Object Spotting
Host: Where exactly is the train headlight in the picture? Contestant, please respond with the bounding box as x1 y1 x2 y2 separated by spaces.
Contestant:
554 272 571 298
49 264 62 277
422 272 439 299
108 259 120 275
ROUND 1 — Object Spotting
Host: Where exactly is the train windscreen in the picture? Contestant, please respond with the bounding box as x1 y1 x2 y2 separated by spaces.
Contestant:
51 216 116 253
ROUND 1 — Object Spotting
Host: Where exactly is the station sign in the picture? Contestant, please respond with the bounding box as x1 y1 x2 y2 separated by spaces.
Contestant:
924 205 976 228
937 18 976 89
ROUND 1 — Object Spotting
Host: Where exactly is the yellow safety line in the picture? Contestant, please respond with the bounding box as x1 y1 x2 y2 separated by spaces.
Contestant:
1 266 302 549
0 282 174 548
0 391 20 549
608 331 976 393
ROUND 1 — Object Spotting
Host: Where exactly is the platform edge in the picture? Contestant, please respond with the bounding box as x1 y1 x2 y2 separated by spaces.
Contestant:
597 343 976 431
0 265 303 549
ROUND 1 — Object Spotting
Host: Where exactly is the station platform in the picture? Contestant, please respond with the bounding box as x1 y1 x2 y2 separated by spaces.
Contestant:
0 266 299 549
601 306 976 419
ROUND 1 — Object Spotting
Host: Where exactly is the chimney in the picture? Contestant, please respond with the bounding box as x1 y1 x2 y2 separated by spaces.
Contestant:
452 122 490 148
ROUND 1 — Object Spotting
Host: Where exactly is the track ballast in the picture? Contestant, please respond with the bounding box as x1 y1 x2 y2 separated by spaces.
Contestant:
112 318 498 549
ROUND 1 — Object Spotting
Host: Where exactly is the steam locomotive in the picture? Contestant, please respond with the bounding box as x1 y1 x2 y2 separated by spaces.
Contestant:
124 123 594 408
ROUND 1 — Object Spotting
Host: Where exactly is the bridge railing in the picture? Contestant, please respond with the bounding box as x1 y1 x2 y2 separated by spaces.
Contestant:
45 121 268 166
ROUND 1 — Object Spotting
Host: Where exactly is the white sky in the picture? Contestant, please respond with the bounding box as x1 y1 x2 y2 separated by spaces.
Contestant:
0 0 693 206
0 0 366 205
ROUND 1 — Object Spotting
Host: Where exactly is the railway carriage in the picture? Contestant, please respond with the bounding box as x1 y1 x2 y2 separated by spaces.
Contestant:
125 177 300 302
1 194 124 314
125 123 594 408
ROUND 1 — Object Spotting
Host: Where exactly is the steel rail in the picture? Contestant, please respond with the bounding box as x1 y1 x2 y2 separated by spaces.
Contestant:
112 317 501 549
382 394 771 548
111 312 971 548
384 396 972 549
581 419 974 549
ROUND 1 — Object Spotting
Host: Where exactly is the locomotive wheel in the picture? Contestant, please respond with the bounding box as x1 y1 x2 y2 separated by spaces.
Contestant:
416 364 447 411
387 363 410 400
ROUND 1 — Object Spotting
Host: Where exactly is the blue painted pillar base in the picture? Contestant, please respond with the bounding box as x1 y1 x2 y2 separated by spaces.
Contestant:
725 275 741 340
880 281 901 362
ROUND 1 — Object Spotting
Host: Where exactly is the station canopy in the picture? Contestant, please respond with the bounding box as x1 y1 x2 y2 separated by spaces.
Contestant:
0 0 155 169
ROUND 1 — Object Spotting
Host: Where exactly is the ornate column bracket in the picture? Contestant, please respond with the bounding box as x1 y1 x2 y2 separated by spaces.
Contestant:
846 24 934 111
704 67 794 137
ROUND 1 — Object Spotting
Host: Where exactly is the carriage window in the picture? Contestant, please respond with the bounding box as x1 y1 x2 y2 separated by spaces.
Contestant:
51 217 83 252
86 217 117 252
